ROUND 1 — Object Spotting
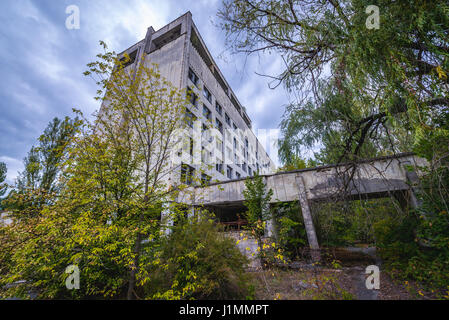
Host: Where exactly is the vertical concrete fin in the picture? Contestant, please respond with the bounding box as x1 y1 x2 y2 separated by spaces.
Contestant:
143 26 155 54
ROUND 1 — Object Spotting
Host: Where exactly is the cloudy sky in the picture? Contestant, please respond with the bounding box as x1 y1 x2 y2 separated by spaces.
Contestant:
0 0 291 184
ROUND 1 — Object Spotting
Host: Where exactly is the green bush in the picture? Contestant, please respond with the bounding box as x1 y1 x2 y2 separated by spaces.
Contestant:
273 202 307 259
144 216 253 300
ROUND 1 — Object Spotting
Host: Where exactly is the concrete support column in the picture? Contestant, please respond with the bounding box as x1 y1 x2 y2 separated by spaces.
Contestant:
265 216 275 238
161 202 174 236
295 175 321 262
401 160 422 209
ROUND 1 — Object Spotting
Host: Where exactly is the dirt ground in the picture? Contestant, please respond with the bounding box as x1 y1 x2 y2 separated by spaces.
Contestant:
251 267 422 300
250 248 425 300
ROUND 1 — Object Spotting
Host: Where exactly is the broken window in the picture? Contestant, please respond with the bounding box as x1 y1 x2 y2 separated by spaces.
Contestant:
225 113 231 126
203 86 212 103
187 86 198 107
201 173 211 185
226 165 233 179
188 67 199 86
216 158 224 174
184 108 197 128
181 163 195 185
216 118 223 134
119 49 138 69
203 104 211 121
215 102 223 116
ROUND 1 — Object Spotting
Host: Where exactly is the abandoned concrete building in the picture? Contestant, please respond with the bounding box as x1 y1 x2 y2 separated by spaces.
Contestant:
105 12 277 235
102 12 427 261
113 11 276 184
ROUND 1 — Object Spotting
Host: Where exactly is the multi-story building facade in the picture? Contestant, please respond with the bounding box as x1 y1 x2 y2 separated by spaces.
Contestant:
111 12 275 187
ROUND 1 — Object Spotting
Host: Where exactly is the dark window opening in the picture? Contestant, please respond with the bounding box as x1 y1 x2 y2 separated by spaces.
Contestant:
188 67 199 86
187 87 198 107
185 108 197 128
189 137 194 156
203 104 211 121
225 113 231 126
203 86 212 103
181 163 195 185
215 102 223 116
226 165 233 179
201 173 211 185
216 161 223 174
216 118 223 134
151 25 182 52
119 49 138 69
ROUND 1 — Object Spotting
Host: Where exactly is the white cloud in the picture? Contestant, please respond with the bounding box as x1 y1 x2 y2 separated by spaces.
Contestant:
0 156 23 185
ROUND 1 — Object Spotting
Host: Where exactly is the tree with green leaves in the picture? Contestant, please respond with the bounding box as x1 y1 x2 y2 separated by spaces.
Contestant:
0 41 196 300
0 162 7 207
242 172 273 268
218 0 449 165
16 116 79 194
219 0 449 294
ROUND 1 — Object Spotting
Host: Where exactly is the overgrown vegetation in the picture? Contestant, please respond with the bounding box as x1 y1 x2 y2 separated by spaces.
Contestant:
0 42 251 300
242 173 274 268
145 215 253 300
219 0 449 298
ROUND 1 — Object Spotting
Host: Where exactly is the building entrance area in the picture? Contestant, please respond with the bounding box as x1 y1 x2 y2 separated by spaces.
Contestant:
205 203 248 232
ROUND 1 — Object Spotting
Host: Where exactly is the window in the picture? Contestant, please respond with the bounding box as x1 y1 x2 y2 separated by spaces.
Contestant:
203 104 211 121
232 122 237 130
216 137 223 151
189 137 194 156
245 138 249 148
203 86 212 103
248 166 253 176
226 165 233 179
242 162 247 173
184 108 197 128
233 137 238 150
215 102 223 116
216 118 223 134
187 87 198 107
119 50 137 68
236 172 241 179
188 68 199 86
201 173 211 185
181 163 195 185
216 159 224 174
225 113 231 126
